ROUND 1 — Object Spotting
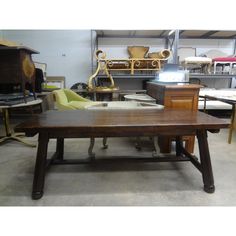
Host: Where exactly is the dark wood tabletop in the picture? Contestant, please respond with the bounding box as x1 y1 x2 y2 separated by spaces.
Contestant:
15 109 229 138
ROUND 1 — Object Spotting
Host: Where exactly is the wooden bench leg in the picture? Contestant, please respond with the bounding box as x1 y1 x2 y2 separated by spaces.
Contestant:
32 132 49 200
197 130 215 193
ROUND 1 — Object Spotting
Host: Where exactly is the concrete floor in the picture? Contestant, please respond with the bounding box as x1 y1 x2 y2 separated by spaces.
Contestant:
0 119 236 206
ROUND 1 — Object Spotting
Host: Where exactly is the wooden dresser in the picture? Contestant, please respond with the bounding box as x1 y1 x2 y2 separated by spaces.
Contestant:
0 46 39 97
147 82 202 153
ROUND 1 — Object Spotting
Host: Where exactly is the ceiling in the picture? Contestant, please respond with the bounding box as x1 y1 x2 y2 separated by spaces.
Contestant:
95 30 236 39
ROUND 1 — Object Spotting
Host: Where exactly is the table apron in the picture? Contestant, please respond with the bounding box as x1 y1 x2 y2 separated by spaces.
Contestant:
37 128 209 139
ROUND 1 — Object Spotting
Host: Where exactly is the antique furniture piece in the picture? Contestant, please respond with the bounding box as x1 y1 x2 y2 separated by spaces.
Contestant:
88 50 118 93
72 88 147 101
124 94 156 103
88 48 170 93
87 101 163 110
52 89 98 110
0 99 42 146
199 89 236 143
14 109 228 199
147 82 202 153
0 46 39 99
212 57 236 74
182 56 212 74
128 46 149 58
92 48 170 76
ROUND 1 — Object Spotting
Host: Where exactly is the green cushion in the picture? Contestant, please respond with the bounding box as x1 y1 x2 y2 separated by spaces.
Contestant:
69 101 95 109
53 89 96 111
64 89 90 102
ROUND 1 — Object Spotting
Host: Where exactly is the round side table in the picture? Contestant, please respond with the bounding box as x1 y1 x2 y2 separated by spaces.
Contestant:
0 99 42 147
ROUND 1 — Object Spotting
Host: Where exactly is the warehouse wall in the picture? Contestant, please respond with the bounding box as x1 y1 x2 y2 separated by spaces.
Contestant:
99 37 235 59
1 30 235 88
179 38 234 56
1 30 92 88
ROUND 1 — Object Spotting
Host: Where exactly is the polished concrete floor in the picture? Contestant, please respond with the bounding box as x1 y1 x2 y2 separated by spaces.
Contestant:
0 119 236 206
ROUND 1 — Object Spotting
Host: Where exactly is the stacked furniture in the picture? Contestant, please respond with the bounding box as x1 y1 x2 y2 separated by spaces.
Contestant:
212 57 236 74
182 56 212 74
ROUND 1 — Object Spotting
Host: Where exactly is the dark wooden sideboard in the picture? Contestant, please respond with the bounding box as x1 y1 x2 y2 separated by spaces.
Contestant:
147 82 202 153
0 46 39 98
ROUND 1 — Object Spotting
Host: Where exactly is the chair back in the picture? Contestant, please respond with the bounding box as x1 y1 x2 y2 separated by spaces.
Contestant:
53 89 75 110
53 89 93 110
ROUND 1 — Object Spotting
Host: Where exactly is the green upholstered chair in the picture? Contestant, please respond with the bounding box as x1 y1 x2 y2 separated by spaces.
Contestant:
53 88 99 110
52 89 107 158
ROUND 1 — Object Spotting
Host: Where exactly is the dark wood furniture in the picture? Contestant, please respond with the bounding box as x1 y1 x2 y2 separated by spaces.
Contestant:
0 46 39 98
14 109 228 199
147 82 202 153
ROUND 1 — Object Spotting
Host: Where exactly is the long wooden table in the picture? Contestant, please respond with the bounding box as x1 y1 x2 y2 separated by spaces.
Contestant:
14 109 229 200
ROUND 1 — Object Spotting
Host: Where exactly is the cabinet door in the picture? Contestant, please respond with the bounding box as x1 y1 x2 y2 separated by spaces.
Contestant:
161 88 199 153
164 89 199 111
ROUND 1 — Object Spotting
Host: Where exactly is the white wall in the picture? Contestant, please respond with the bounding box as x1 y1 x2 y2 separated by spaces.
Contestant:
1 30 92 88
179 38 234 56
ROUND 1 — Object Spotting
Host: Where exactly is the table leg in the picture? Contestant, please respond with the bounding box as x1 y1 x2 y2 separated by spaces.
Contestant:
152 136 160 157
56 138 64 160
175 136 183 156
197 129 215 193
102 137 108 149
2 108 11 136
228 104 235 144
32 132 49 200
88 137 95 159
135 137 142 150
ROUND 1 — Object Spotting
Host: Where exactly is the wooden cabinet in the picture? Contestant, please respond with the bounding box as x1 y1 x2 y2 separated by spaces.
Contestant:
147 82 202 153
0 46 39 97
